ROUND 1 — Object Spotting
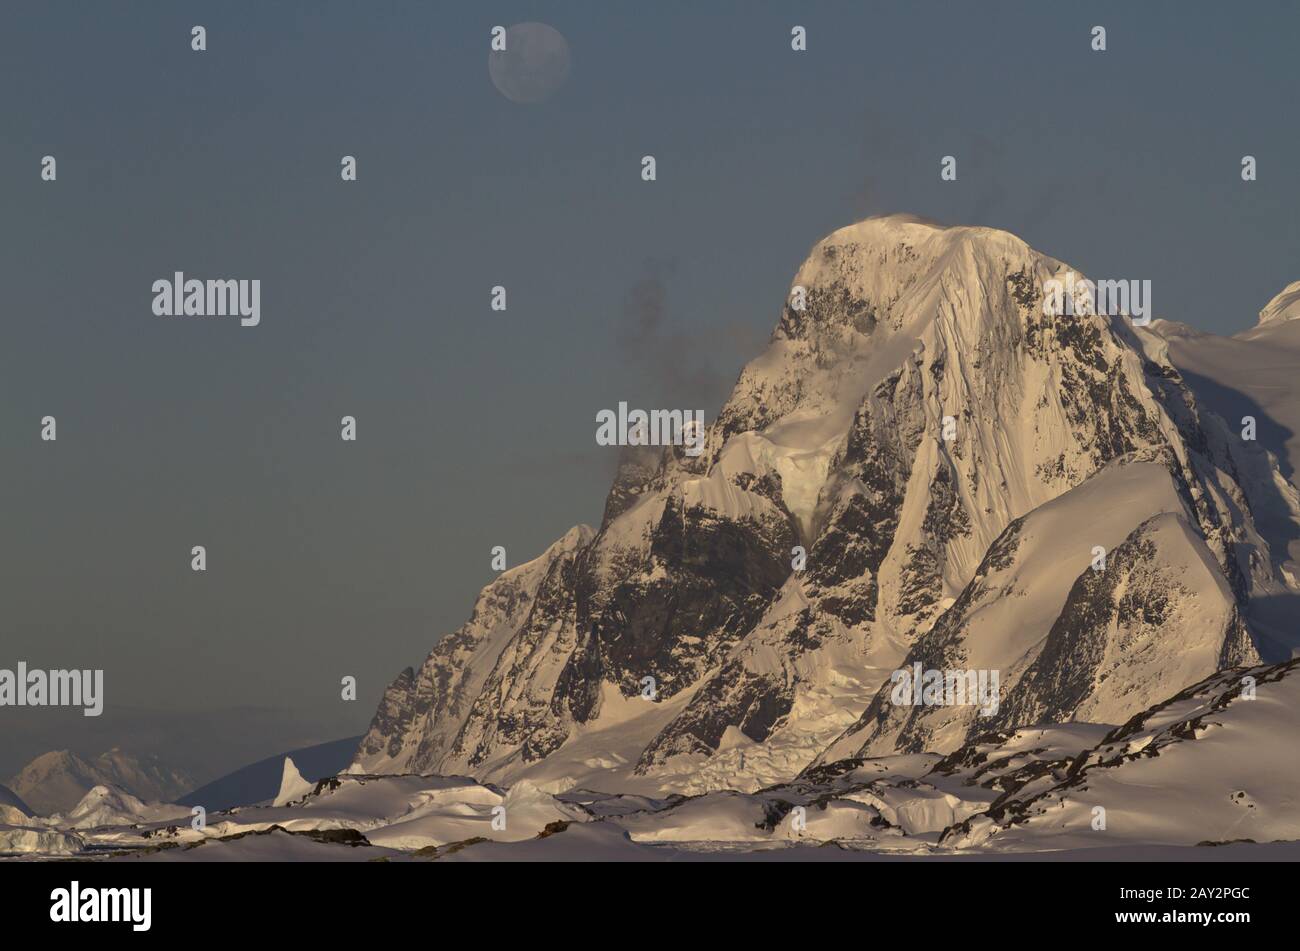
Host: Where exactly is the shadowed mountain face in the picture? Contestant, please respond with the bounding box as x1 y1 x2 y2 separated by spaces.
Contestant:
355 216 1300 795
0 784 33 822
1148 309 1300 656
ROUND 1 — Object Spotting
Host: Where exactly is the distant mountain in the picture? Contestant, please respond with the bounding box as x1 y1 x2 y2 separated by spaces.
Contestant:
60 783 190 830
355 215 1300 794
7 749 194 816
178 736 361 811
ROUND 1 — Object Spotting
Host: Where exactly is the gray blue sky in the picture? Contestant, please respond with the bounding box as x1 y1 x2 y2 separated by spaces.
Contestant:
2 0 1297 781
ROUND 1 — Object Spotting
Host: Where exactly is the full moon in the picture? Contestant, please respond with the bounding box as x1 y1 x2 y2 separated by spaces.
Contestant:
488 23 571 104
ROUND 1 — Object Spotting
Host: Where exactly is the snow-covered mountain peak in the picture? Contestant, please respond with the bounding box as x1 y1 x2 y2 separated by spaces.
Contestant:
355 213 1296 796
781 215 1060 347
273 757 315 807
706 215 1074 543
1256 279 1300 327
791 215 1048 298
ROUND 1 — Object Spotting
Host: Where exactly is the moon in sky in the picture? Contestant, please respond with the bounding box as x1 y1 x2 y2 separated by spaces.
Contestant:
488 23 571 104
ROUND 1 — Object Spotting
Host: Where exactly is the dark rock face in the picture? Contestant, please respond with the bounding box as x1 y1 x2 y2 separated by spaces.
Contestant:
450 543 587 767
381 470 800 774
638 657 795 767
896 462 972 625
836 517 1028 757
357 667 415 762
831 498 1263 764
778 285 879 343
986 527 1161 735
577 494 795 707
353 526 593 773
807 365 927 626
601 445 665 527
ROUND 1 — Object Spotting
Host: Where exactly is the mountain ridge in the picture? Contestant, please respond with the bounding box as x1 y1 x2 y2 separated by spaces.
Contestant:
7 748 194 816
354 214 1300 795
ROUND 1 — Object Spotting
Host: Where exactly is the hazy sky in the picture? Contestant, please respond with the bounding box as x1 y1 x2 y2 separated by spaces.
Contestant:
2 0 1298 781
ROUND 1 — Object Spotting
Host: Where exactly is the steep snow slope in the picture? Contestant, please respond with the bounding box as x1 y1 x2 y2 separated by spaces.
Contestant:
990 512 1255 722
273 757 316 807
818 460 1258 760
356 215 1294 793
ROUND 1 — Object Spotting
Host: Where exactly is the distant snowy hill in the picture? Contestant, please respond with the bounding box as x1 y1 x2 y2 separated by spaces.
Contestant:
58 784 190 830
354 214 1300 795
7 749 194 816
178 736 361 811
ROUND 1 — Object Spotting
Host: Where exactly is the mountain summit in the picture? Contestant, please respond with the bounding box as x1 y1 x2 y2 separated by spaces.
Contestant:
356 215 1298 794
1256 279 1300 328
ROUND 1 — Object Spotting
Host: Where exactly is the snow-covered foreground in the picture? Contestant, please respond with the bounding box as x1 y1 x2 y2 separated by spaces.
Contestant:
6 657 1298 862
